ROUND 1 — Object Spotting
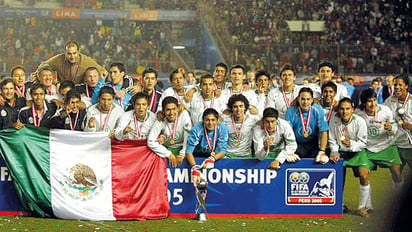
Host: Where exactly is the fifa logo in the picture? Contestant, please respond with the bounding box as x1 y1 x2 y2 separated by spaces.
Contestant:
289 172 310 195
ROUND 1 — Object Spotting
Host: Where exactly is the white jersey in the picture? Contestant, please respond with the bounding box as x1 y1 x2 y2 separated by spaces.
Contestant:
310 82 348 101
255 92 267 117
266 85 301 118
328 114 368 154
147 110 192 158
253 118 297 163
355 105 397 153
222 114 259 157
114 110 157 141
384 94 412 148
189 91 225 126
157 87 189 112
321 104 338 124
84 103 124 132
221 87 258 109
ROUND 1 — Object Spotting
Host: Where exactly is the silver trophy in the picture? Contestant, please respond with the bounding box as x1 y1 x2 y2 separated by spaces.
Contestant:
397 107 412 144
195 171 208 221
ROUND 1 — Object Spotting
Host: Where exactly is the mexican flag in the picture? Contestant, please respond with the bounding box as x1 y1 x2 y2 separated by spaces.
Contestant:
0 126 169 220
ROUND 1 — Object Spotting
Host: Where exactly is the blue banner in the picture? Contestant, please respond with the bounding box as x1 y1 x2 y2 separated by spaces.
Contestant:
1 157 343 217
168 158 344 217
0 157 22 214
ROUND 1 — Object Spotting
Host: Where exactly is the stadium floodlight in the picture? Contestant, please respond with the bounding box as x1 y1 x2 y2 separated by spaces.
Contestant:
173 46 186 50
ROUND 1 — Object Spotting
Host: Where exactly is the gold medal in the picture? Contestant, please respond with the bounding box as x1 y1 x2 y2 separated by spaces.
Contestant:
303 133 309 138
236 140 241 147
340 136 346 141
399 120 404 126
210 152 216 156
170 139 175 145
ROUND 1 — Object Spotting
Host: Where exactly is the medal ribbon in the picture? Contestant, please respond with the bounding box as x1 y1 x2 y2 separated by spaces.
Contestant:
15 86 25 97
133 112 147 139
201 92 214 109
149 90 157 112
204 125 217 152
281 87 294 107
31 105 45 127
326 105 334 122
339 124 348 138
298 107 311 136
99 104 113 131
399 92 410 109
166 115 179 142
364 109 378 124
85 84 90 98
112 85 124 108
173 89 182 103
47 86 53 95
232 115 245 142
68 111 79 130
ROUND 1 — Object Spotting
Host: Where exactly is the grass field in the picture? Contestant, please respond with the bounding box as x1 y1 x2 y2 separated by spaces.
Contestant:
0 168 408 232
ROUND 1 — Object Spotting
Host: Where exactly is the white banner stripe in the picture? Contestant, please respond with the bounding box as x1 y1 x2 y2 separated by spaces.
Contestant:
50 129 115 220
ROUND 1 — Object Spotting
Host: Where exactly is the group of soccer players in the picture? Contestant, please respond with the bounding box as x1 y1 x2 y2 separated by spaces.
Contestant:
0 58 411 218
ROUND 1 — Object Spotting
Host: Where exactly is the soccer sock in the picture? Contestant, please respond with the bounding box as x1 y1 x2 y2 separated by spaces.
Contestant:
365 188 373 210
359 184 370 209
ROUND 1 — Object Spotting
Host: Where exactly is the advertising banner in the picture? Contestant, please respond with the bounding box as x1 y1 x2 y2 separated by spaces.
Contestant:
168 158 344 217
0 156 343 217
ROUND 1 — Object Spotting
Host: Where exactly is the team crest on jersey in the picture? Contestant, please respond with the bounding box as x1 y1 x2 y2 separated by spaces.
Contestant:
59 163 103 201
28 117 33 124
286 169 336 205
0 110 7 117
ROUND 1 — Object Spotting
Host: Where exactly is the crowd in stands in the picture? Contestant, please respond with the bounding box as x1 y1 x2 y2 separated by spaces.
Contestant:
0 18 171 75
214 0 411 75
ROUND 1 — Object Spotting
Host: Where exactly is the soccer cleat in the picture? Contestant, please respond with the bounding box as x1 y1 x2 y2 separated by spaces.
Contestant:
358 207 369 218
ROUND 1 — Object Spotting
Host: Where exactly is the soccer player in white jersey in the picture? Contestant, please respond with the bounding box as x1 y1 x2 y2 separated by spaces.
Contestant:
253 107 298 170
356 89 403 207
148 96 192 167
320 81 338 123
115 92 157 141
310 61 348 101
213 62 230 91
222 94 259 158
266 64 301 118
328 98 369 217
384 75 412 170
188 73 224 125
221 64 258 115
255 70 271 116
84 86 124 138
157 69 190 112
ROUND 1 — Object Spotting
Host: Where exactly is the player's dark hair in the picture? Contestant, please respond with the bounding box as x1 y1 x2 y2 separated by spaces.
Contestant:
202 108 219 121
143 67 158 79
279 64 296 77
227 94 249 113
131 92 149 106
263 107 279 119
99 86 115 98
169 69 180 82
318 60 335 73
255 70 270 81
162 96 179 110
321 81 337 93
30 83 47 95
358 88 377 110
